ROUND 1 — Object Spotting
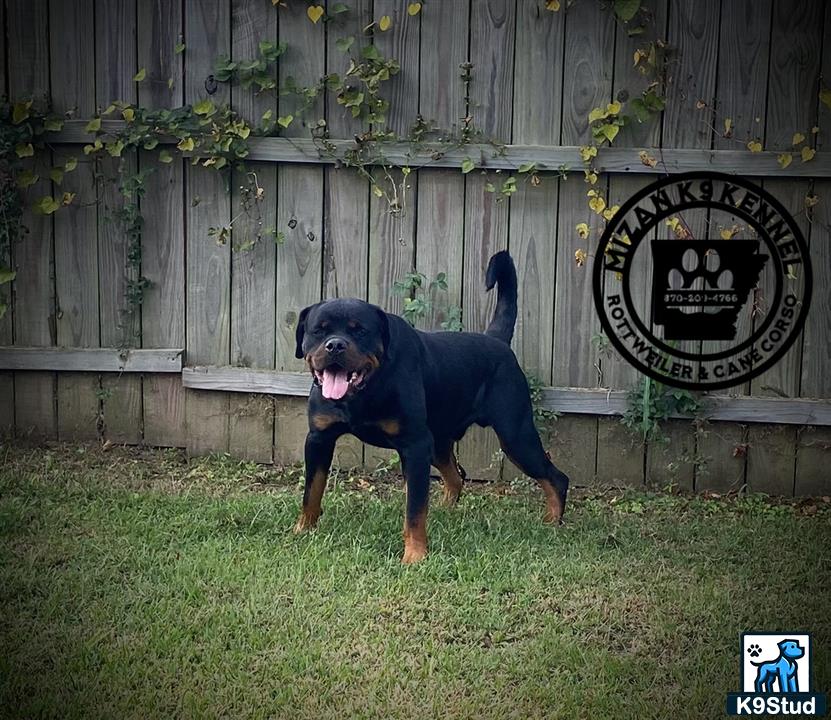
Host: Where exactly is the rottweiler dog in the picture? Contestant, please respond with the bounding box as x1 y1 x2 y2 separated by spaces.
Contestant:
294 251 570 563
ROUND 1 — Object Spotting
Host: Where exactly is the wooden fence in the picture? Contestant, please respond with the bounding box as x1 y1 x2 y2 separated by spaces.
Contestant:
1 0 830 495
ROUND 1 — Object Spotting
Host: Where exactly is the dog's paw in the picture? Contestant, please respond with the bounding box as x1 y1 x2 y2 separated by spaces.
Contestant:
747 643 762 658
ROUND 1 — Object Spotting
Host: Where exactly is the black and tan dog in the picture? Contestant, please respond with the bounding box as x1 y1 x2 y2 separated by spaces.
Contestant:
294 251 570 563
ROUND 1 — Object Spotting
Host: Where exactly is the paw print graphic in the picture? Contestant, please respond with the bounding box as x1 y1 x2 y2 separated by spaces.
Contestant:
747 643 763 658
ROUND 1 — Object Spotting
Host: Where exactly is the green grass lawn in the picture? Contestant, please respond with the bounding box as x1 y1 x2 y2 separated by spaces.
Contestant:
1 443 829 719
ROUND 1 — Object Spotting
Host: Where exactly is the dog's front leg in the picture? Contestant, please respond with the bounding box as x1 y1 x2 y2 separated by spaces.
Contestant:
294 430 338 532
399 437 433 564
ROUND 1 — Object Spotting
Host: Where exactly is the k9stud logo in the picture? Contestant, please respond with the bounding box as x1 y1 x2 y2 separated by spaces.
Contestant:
592 172 812 391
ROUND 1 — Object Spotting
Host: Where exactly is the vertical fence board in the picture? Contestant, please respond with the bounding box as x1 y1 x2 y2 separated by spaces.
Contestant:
458 0 515 480
51 0 99 441
8 0 56 438
646 420 696 491
374 0 420 137
96 0 143 444
747 424 796 495
137 0 186 448
270 2 327 466
0 0 10 434
695 421 747 493
227 0 278 463
794 426 831 496
184 0 231 456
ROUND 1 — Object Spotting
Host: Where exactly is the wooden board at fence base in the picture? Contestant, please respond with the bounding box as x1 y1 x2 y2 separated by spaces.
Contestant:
184 0 231 456
645 420 696 492
596 417 645 487
273 396 309 467
794 426 831 496
228 0 279 464
137 0 185 449
96 0 142 444
695 421 747 493
746 424 796 496
547 415 598 488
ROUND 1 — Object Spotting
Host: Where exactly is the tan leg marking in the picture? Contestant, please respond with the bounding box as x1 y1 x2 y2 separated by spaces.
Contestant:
311 413 340 431
402 508 428 564
538 479 564 524
377 418 400 436
434 452 463 507
294 468 328 532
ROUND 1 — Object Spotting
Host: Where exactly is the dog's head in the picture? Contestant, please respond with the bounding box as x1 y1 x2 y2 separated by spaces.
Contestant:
778 640 804 660
295 299 390 401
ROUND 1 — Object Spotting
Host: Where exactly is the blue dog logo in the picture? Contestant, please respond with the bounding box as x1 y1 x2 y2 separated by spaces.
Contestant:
751 639 804 693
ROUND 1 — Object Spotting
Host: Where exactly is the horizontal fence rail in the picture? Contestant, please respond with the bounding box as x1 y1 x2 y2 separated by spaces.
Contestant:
0 348 184 373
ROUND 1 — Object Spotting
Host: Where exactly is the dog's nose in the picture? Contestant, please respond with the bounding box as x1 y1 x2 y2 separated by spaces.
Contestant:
325 337 347 354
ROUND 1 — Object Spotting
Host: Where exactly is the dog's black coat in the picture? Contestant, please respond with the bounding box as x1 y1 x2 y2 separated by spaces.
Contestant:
294 251 570 561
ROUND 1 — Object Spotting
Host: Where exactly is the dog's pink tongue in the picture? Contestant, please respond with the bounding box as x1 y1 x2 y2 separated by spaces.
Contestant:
322 368 349 400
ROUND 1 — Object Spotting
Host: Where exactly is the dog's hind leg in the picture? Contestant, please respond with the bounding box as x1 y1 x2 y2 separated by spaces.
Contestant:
433 441 465 507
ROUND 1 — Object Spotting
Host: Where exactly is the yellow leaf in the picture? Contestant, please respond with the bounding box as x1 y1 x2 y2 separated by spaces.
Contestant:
61 191 76 206
14 142 34 158
133 67 146 82
801 146 816 163
820 87 831 111
588 196 606 214
603 205 620 221
379 15 392 31
122 107 135 122
574 249 587 267
633 49 645 66
579 145 598 162
638 150 657 168
372 185 384 198
545 0 561 10
777 153 793 170
588 106 608 124
723 117 733 136
600 123 619 143
792 132 805 146
407 2 422 15
747 140 762 153
607 101 621 115
85 117 102 133
720 227 736 240
576 223 590 240
307 4 324 23
583 170 598 185
811 126 819 134
804 193 819 209
177 137 195 152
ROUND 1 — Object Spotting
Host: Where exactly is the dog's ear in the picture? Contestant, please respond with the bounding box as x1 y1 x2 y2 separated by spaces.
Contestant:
375 306 393 362
294 304 315 359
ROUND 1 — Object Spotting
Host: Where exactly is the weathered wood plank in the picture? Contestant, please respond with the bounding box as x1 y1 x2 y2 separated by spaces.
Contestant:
695 421 747 493
0 348 182 372
96 0 143 444
184 0 231 456
548 416 597 488
0 0 10 434
228 0 278 463
273 1 335 466
9 0 56 438
48 125 831 176
713 0 771 151
800 178 831 397
645 420 696 491
138 0 186 448
596 417 645 487
374 0 419 137
746 423 796 495
662 0 720 149
794 426 831 496
50 0 99 441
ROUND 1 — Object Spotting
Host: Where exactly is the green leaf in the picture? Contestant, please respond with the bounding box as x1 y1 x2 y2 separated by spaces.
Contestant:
16 169 39 189
177 136 195 152
600 123 620 143
158 149 173 164
277 115 294 129
0 268 16 285
174 42 186 54
461 157 475 174
517 162 537 173
133 67 147 82
192 98 215 116
64 157 78 172
34 196 61 215
820 87 831 111
49 168 64 185
361 44 381 61
85 117 102 133
106 139 125 157
336 35 355 53
14 143 34 158
143 137 159 150
614 0 641 22
12 100 32 124
43 116 64 132
331 2 349 14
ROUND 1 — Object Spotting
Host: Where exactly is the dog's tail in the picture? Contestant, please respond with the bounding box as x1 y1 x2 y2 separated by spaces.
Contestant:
484 250 518 344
